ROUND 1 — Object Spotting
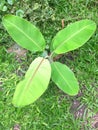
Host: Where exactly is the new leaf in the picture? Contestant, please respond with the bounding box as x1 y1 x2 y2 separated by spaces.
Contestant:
2 15 46 52
12 57 51 107
51 20 96 54
51 62 79 95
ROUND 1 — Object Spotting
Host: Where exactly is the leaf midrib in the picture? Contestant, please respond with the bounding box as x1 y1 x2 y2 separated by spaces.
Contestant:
54 23 94 52
15 58 45 106
4 19 42 50
54 63 74 91
26 58 45 90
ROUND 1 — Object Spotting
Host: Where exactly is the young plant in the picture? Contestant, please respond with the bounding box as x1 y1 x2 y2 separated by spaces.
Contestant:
2 15 96 107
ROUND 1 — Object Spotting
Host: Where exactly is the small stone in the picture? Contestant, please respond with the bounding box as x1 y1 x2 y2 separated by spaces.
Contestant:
13 124 20 130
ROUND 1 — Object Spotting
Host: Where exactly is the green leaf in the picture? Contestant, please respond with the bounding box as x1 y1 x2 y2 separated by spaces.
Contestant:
51 62 79 95
7 0 14 5
12 57 51 107
2 15 46 52
16 9 24 17
51 20 96 54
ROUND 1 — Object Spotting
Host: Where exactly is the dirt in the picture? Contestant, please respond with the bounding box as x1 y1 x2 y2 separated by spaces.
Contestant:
70 89 98 129
7 44 27 58
70 100 87 119
91 113 98 129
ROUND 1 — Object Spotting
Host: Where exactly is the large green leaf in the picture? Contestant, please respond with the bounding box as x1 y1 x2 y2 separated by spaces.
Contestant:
12 57 51 107
51 20 96 54
2 15 46 52
51 62 79 95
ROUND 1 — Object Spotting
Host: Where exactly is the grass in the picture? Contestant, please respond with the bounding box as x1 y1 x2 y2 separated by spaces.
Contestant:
0 0 98 129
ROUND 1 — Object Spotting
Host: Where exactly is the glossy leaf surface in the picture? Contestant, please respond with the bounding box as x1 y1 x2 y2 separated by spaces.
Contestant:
12 57 51 107
51 62 79 95
2 15 46 52
51 20 96 54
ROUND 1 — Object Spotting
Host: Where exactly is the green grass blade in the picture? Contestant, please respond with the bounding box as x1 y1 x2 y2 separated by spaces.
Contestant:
2 15 46 52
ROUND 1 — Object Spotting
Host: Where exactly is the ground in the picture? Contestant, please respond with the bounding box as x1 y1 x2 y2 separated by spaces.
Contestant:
0 0 98 130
